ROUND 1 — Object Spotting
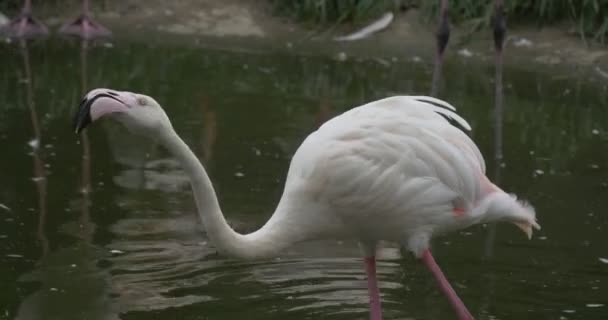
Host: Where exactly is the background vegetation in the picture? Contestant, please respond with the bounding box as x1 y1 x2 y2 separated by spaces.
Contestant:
1 0 607 44
270 0 608 44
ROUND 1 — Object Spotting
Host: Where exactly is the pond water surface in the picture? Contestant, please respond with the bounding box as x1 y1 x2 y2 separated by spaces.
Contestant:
0 38 607 320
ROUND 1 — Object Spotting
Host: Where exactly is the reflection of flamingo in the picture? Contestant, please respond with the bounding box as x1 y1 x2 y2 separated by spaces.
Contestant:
199 96 217 165
429 0 508 262
0 0 48 39
485 0 507 260
19 39 49 257
314 97 332 129
74 91 540 320
430 0 506 96
59 0 111 39
76 39 96 241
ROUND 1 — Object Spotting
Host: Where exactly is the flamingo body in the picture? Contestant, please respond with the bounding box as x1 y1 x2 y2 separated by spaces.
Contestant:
73 90 539 320
278 96 533 255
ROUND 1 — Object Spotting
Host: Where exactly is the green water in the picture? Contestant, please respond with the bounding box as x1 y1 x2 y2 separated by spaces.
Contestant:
0 38 607 320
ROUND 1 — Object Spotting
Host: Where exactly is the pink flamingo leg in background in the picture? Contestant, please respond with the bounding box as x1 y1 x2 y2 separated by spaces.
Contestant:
364 256 383 320
0 0 49 39
421 250 474 320
59 0 111 39
430 0 450 96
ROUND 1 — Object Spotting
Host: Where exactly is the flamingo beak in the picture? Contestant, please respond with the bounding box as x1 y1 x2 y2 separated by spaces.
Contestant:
513 221 541 240
73 91 125 134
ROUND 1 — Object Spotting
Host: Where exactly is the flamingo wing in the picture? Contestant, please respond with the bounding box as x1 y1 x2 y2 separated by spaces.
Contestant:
287 96 487 240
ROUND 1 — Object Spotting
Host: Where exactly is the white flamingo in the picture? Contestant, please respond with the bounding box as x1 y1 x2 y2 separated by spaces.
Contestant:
73 89 540 320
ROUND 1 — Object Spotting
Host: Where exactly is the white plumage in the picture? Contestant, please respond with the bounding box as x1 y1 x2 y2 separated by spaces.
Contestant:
74 90 540 320
277 96 535 255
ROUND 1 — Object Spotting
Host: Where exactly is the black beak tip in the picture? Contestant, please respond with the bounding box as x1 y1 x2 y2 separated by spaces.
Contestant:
73 97 92 134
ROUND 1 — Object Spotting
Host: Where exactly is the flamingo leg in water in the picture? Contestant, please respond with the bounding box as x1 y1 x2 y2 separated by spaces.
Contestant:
430 0 450 96
421 249 474 320
493 0 506 106
364 256 383 320
59 0 111 39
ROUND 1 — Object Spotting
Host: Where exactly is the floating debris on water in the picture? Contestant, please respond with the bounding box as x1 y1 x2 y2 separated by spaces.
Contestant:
513 37 533 47
110 249 125 255
0 204 10 211
596 66 608 79
6 254 23 258
586 304 604 308
457 48 473 58
599 258 608 264
0 12 9 26
373 57 390 67
28 139 40 150
335 52 347 62
234 172 245 178
592 129 600 135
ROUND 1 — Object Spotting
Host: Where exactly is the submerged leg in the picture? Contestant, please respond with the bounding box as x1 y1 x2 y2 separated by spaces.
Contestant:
430 0 450 96
59 0 111 39
364 256 383 320
421 249 474 320
0 0 49 39
493 0 506 117
487 0 507 259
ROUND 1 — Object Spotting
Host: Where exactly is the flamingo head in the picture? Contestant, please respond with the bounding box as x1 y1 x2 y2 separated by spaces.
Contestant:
73 88 171 136
472 192 541 239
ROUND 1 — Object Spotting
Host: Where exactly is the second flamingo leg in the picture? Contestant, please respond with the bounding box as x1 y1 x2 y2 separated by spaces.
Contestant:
364 255 383 320
421 249 474 320
430 0 450 97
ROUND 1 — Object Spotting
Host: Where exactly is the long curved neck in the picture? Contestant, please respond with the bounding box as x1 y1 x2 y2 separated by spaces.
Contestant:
158 128 304 260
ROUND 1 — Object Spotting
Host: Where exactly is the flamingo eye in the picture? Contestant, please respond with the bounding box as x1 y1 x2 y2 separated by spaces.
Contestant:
137 97 148 106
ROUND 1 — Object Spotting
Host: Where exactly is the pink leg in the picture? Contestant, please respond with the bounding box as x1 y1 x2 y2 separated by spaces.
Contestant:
421 249 474 320
364 256 383 320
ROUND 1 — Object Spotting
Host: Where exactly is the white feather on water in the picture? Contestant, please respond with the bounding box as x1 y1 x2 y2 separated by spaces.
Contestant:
333 12 393 42
0 12 8 27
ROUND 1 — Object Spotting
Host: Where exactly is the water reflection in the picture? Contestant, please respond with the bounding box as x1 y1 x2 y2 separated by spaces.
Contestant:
476 21 506 317
315 96 332 129
1 39 606 320
199 95 217 165
15 38 119 320
78 39 95 242
19 39 49 259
